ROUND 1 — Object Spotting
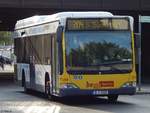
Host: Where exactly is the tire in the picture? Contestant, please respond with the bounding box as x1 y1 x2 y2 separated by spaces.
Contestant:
23 76 30 93
22 70 31 93
45 79 54 100
108 95 118 102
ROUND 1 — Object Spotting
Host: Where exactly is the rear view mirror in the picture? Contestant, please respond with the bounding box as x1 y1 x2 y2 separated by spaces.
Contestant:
57 26 63 42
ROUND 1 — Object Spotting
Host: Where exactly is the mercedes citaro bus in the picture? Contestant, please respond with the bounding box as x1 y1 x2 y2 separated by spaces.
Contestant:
14 12 136 102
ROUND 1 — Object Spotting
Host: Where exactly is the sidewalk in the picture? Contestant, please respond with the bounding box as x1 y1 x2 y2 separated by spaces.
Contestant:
0 64 14 81
136 85 150 94
0 64 14 73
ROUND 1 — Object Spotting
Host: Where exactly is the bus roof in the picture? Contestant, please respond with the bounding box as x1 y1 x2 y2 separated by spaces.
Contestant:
15 11 113 30
14 12 134 38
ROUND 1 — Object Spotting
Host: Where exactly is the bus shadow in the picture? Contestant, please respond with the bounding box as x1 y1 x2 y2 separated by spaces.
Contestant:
58 96 136 113
58 96 133 106
19 90 47 99
18 90 137 113
19 90 134 106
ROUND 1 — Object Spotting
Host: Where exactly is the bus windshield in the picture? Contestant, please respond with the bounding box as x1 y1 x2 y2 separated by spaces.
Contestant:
65 31 132 74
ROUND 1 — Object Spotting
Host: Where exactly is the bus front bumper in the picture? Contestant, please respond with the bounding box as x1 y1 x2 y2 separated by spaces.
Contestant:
59 87 136 97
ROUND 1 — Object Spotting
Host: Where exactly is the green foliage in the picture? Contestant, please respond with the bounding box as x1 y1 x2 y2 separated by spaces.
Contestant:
0 31 13 45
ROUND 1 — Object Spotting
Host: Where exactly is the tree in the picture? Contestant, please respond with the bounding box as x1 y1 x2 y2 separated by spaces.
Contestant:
0 31 13 45
67 41 132 67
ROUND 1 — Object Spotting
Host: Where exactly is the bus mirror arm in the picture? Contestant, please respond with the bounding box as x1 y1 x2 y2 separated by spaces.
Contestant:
57 26 63 43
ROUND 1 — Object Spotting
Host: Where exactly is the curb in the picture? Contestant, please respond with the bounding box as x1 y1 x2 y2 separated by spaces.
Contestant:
136 90 150 95
0 73 14 81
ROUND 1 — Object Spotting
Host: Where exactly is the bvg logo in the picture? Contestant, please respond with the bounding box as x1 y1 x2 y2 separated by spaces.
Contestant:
86 81 114 88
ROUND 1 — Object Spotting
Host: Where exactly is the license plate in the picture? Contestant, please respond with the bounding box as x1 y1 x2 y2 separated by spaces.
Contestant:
93 90 108 95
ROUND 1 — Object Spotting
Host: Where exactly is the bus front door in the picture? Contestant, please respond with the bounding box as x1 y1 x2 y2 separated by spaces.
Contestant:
51 36 57 94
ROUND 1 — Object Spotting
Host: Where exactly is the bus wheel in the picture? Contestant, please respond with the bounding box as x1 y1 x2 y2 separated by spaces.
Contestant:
23 77 30 93
108 95 118 102
45 80 53 100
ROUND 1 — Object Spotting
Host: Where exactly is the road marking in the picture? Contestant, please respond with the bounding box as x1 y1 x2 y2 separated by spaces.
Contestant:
0 105 61 113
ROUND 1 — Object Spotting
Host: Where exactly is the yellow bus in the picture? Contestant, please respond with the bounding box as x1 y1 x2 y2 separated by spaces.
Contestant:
14 12 136 102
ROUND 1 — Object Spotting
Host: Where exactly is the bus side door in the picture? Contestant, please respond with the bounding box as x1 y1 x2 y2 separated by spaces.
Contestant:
51 35 57 94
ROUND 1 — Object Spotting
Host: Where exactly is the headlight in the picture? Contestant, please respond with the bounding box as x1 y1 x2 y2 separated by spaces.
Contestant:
122 81 136 88
60 84 79 89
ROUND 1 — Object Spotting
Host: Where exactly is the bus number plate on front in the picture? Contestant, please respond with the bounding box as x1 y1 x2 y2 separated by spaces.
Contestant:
73 75 83 80
93 90 108 95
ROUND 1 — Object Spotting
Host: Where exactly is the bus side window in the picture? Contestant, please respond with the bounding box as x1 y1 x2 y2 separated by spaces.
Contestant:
44 35 51 65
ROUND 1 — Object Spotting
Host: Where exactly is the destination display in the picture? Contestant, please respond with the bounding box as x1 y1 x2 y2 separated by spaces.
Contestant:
66 18 129 31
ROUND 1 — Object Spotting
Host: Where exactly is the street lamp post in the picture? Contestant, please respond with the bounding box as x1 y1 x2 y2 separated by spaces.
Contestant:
138 15 142 91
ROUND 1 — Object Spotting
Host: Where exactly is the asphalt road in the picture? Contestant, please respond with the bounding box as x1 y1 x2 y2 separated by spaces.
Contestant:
0 80 150 113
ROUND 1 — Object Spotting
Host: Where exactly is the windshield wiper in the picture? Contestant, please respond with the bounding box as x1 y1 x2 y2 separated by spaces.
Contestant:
106 65 125 73
97 60 131 66
101 61 132 73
